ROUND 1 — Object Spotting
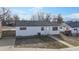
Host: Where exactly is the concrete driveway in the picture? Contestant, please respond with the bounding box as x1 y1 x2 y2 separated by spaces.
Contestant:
0 37 15 48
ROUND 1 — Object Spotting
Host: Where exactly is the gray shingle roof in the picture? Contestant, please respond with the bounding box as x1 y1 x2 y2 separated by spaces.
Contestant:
16 21 61 26
66 21 79 28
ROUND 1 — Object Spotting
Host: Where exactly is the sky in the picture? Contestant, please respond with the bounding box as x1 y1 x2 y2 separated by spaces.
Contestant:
10 7 79 21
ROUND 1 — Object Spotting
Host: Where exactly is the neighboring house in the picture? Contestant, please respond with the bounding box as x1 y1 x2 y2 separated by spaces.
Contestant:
6 20 15 26
65 21 79 34
59 22 71 32
2 20 15 26
16 21 61 36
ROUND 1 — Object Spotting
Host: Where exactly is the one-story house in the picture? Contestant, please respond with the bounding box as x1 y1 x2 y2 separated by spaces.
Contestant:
65 21 79 35
16 21 61 36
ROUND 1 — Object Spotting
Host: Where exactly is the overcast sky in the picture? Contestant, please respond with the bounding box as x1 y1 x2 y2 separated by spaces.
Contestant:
9 7 79 21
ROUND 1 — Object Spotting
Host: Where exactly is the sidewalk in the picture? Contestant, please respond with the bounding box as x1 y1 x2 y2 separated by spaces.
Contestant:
49 35 74 48
0 47 79 51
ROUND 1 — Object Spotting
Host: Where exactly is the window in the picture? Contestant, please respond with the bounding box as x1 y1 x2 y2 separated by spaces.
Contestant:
60 27 62 29
74 28 77 30
52 27 58 31
20 26 26 30
41 27 44 31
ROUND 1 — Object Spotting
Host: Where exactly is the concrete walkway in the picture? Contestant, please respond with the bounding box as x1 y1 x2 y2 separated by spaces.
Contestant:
0 46 79 51
49 35 74 48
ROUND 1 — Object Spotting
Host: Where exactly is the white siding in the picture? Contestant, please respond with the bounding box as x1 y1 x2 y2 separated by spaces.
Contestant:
47 26 60 35
16 26 60 36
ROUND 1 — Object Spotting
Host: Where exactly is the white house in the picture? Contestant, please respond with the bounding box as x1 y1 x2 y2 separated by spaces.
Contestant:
16 21 61 36
65 21 79 35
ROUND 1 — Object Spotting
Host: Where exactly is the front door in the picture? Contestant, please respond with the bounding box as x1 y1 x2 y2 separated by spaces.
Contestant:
46 26 50 35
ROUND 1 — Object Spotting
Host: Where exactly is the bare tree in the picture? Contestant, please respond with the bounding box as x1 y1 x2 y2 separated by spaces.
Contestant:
45 13 51 22
0 7 11 21
13 15 20 26
13 15 20 21
31 12 52 22
31 15 35 21
38 12 45 21
57 14 63 23
0 7 12 25
31 12 45 21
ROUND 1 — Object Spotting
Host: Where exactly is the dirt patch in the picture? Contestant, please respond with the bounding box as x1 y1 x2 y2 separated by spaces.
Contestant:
15 35 68 49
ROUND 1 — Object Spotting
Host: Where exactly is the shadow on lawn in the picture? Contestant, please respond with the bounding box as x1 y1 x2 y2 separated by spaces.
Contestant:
15 35 56 44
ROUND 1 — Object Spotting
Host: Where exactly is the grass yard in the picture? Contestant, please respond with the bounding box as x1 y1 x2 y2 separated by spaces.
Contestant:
15 35 68 49
60 33 79 46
